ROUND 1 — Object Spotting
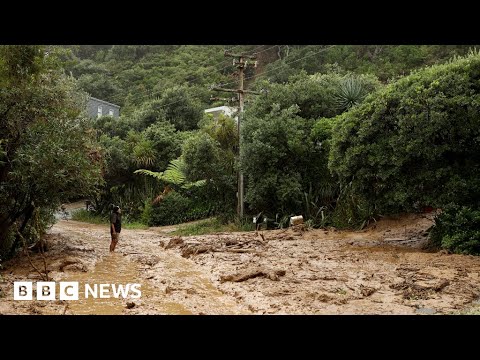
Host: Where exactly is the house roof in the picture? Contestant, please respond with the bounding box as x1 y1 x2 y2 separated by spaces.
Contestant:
88 96 121 108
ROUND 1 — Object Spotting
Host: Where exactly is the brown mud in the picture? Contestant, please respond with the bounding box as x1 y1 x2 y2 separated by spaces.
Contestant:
1 212 479 315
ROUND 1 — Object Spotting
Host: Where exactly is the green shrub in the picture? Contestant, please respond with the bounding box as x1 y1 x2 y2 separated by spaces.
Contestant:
430 205 480 255
330 52 480 224
148 191 212 226
242 72 379 222
140 199 153 225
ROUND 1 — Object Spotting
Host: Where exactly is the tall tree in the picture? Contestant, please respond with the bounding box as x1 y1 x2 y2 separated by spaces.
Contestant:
0 45 103 254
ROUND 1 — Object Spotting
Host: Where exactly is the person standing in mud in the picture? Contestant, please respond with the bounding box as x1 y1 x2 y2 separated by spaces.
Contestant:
110 206 122 252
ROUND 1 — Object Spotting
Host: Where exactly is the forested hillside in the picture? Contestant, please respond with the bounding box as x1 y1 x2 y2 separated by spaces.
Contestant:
64 45 474 111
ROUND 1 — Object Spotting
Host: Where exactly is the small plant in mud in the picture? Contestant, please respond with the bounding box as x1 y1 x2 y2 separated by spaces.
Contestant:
335 288 347 296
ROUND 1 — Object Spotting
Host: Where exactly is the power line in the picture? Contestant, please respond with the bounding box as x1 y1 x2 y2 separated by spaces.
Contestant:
125 46 283 106
126 46 240 105
250 45 279 56
244 45 268 54
125 46 337 112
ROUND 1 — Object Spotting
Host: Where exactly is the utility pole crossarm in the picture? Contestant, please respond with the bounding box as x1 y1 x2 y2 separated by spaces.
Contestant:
212 87 261 95
211 87 238 93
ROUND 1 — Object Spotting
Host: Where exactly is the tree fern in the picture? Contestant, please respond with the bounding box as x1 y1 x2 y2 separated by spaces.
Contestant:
134 158 205 189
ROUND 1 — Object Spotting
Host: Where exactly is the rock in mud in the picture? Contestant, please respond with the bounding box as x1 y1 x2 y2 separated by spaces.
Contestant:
50 257 85 272
130 254 160 266
126 302 136 309
64 244 95 252
415 307 436 315
63 263 87 272
360 286 377 297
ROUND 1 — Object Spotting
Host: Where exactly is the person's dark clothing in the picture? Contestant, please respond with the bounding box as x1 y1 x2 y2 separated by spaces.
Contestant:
110 211 122 234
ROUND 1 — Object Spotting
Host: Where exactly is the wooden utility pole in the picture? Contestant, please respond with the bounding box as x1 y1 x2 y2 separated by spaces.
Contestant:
212 51 260 218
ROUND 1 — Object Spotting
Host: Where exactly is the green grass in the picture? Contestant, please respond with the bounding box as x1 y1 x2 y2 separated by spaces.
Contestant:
71 209 148 230
122 222 149 230
171 217 255 236
71 210 252 235
71 209 106 224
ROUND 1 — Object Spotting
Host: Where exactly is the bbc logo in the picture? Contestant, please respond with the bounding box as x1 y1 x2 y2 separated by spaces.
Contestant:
14 281 79 300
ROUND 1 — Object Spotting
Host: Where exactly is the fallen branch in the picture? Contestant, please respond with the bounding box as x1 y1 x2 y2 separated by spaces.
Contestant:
181 245 212 258
220 268 286 283
122 251 156 256
215 248 259 254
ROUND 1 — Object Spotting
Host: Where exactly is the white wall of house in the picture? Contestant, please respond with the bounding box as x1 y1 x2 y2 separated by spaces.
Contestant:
204 106 238 122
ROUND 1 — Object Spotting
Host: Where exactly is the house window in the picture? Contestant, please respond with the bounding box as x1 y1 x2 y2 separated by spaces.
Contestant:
97 105 103 118
109 109 114 116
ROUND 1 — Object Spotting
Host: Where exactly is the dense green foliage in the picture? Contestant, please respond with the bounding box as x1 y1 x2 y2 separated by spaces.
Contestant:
242 72 381 223
262 45 475 83
64 45 243 111
148 191 212 226
329 52 480 225
183 114 239 218
0 45 103 257
430 205 480 255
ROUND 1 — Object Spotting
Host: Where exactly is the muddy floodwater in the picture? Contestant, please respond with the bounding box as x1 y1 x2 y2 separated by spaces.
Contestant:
1 213 480 315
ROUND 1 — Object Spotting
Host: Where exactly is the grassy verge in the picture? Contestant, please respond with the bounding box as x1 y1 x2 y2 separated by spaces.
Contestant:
123 222 149 230
171 217 255 236
71 209 106 224
70 209 148 230
71 210 253 234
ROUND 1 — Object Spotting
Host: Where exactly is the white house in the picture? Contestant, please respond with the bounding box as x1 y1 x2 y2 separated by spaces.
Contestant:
204 106 238 122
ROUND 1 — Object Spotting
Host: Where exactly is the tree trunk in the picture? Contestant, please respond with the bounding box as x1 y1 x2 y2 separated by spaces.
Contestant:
7 205 35 256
